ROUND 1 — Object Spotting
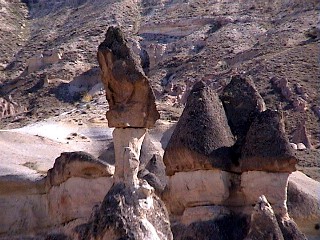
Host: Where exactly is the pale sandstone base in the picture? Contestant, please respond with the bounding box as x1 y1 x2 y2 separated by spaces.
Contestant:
113 128 147 186
0 177 113 236
241 171 289 216
164 170 230 215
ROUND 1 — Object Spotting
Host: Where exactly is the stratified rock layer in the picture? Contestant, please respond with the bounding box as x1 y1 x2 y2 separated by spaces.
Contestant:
163 81 235 175
97 26 159 128
240 110 297 172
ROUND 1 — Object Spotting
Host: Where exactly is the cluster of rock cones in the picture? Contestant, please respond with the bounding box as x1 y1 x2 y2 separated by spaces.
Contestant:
0 27 313 240
78 26 304 240
163 76 303 240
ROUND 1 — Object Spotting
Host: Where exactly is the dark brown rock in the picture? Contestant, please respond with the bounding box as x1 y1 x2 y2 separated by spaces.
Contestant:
172 213 249 240
220 75 266 143
240 110 297 172
97 26 159 128
163 81 235 176
138 154 167 194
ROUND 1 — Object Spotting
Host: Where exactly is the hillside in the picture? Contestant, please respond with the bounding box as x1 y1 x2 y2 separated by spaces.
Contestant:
0 0 319 145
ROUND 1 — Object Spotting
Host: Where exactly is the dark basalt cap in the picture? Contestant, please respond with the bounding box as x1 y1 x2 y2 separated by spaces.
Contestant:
220 75 266 142
163 81 235 175
240 110 297 172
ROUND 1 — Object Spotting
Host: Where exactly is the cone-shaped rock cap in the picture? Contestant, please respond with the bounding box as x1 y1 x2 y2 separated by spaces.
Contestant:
240 110 297 172
220 75 266 141
97 26 159 128
163 81 235 176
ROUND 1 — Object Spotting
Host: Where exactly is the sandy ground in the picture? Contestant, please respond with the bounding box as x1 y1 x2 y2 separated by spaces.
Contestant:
0 112 175 180
0 117 114 179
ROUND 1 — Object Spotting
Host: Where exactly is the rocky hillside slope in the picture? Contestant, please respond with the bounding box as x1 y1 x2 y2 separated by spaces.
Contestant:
0 0 319 148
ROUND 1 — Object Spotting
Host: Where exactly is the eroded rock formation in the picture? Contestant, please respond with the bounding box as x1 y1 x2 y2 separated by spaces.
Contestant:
240 109 297 172
97 26 159 128
76 26 172 240
244 195 284 240
163 76 305 239
75 182 172 240
163 81 235 176
0 151 114 237
220 75 266 143
291 122 312 149
0 96 27 119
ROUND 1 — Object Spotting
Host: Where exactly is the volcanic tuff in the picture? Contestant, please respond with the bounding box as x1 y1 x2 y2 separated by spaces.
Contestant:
0 0 319 239
97 26 159 128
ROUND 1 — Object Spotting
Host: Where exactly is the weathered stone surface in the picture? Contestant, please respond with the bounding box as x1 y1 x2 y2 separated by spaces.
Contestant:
163 81 235 176
244 195 284 240
97 26 159 128
240 110 297 172
27 49 62 73
241 171 289 215
287 171 320 239
220 75 266 142
48 177 113 226
0 193 48 236
0 151 114 237
276 216 307 240
46 151 113 187
138 154 167 194
164 170 230 215
292 122 312 149
0 96 27 119
113 128 146 186
75 182 173 240
181 205 230 226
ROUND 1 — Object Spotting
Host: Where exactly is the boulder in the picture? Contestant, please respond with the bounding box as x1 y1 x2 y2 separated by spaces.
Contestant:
220 75 266 142
74 182 173 240
46 151 113 188
0 151 114 237
291 122 312 149
163 81 235 176
240 110 297 172
163 170 230 215
97 26 159 128
297 143 307 151
244 195 284 240
292 97 307 111
276 216 307 240
0 96 26 119
287 171 320 239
